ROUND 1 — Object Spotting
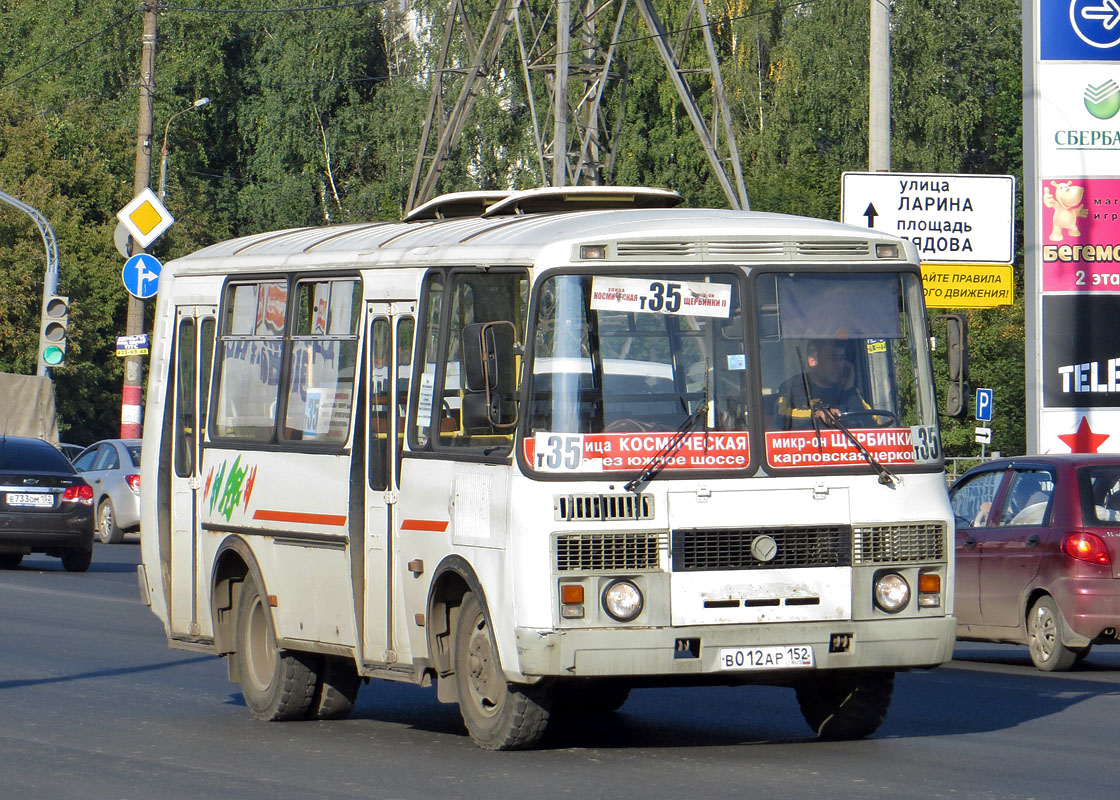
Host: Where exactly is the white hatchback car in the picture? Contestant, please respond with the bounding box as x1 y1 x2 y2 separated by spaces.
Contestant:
72 439 141 544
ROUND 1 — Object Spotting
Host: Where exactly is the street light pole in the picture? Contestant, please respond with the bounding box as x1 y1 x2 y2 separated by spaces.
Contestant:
158 97 211 200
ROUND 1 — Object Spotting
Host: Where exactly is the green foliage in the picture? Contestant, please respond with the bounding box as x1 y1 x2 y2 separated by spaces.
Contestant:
0 0 1026 451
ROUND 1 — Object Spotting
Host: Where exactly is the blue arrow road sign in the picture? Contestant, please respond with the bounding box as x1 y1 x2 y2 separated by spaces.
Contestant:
976 388 993 422
122 253 162 299
1042 0 1120 60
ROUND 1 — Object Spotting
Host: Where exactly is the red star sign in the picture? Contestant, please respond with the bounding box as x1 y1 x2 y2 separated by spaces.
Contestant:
1057 416 1111 454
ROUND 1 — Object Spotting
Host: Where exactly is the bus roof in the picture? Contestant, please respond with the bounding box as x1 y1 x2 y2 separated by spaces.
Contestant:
166 202 914 274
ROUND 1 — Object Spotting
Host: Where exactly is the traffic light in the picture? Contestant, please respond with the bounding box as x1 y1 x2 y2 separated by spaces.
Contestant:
38 294 69 368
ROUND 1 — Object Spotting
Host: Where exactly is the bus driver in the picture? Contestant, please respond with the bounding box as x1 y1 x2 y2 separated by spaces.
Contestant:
776 339 871 429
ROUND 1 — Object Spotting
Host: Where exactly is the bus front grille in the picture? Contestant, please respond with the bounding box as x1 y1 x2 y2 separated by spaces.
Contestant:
555 532 665 572
671 526 852 571
554 493 654 521
852 523 946 564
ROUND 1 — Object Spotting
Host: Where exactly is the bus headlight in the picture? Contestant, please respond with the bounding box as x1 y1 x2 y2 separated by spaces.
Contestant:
602 580 643 621
873 572 911 613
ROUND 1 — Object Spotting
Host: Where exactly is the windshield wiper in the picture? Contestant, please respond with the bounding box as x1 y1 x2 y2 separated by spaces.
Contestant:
624 400 709 494
795 346 896 487
811 403 898 487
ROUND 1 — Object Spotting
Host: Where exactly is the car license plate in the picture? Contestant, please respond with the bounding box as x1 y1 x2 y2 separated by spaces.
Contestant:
5 492 54 508
719 645 814 671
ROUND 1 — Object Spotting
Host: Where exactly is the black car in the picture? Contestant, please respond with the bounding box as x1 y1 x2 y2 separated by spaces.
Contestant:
0 436 95 571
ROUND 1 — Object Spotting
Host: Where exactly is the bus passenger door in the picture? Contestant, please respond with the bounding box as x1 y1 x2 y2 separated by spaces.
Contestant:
363 303 415 664
169 305 216 637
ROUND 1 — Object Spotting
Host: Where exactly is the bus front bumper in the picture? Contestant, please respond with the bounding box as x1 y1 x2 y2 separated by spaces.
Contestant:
514 616 956 679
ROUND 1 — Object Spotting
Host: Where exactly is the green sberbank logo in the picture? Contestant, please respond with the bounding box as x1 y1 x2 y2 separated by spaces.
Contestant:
1085 80 1120 120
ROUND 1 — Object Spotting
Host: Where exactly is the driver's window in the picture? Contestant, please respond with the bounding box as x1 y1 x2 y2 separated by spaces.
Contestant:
951 470 1004 529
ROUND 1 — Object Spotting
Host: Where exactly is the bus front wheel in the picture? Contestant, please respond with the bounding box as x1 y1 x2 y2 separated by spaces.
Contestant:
453 592 551 750
234 580 317 721
795 669 893 740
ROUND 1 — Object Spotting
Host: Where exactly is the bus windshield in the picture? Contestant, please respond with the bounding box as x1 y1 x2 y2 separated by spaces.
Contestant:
524 271 751 475
757 271 940 470
522 268 941 476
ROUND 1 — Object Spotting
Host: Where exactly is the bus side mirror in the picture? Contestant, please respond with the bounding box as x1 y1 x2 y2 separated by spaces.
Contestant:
462 321 518 429
937 313 969 418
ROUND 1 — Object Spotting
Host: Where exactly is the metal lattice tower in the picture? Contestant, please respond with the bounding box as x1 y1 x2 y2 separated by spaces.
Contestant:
406 0 748 212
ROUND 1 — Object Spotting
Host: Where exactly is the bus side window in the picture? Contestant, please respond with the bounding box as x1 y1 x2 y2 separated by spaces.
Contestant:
396 316 414 483
438 270 526 450
282 279 361 444
368 317 391 491
213 281 287 441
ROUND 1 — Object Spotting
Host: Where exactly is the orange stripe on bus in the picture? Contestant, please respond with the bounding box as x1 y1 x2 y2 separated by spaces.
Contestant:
252 509 347 526
400 519 450 532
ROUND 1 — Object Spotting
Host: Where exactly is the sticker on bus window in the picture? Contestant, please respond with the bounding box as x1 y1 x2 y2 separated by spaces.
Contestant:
590 277 732 318
525 431 749 473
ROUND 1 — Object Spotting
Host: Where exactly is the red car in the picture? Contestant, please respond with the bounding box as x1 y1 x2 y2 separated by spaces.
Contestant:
949 455 1120 671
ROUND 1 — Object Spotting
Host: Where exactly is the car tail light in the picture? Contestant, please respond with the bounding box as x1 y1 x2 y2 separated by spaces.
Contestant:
1062 531 1112 565
126 474 141 493
62 484 94 505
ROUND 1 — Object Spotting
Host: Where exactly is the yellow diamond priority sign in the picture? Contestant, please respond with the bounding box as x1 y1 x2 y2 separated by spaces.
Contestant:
116 187 174 248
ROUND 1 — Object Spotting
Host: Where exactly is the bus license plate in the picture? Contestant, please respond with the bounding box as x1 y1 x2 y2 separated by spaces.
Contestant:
6 493 53 508
719 645 814 671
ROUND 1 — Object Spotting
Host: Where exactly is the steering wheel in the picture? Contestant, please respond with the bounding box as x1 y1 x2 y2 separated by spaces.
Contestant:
604 418 655 433
836 408 899 428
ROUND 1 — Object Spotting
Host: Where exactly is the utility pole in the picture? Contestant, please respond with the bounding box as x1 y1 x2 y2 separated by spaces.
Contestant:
868 0 890 171
122 2 157 439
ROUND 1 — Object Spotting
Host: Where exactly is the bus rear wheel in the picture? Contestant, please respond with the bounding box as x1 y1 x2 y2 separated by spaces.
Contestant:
795 670 894 740
234 579 317 721
453 592 551 750
308 656 361 720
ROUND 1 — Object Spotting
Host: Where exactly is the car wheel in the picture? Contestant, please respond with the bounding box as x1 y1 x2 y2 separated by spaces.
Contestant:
97 499 125 544
796 670 894 740
0 553 23 570
453 592 551 750
1027 595 1078 672
234 578 317 721
61 547 92 573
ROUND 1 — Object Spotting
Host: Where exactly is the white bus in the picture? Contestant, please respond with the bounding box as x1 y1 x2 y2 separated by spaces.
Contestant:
139 186 959 749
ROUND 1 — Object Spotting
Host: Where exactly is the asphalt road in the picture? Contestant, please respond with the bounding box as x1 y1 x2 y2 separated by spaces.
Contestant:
2 542 1118 800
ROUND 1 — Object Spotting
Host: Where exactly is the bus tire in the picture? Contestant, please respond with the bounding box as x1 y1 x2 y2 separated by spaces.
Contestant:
795 670 893 740
308 656 361 720
234 580 317 721
453 592 551 750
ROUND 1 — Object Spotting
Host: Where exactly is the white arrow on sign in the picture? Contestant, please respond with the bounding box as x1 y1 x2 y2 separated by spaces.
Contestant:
1083 2 1120 32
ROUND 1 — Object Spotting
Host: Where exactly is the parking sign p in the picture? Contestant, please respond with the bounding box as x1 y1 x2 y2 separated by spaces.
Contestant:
976 388 993 422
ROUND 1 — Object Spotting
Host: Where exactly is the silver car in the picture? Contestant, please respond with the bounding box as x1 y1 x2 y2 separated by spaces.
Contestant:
72 439 141 544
